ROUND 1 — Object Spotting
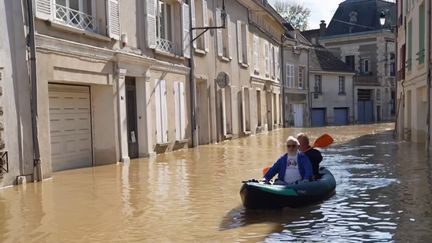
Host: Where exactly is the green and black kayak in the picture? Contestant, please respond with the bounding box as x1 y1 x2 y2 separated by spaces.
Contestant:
240 168 336 209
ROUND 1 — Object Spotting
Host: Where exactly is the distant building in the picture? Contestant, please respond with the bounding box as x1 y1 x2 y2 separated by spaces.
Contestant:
317 0 397 124
307 46 355 126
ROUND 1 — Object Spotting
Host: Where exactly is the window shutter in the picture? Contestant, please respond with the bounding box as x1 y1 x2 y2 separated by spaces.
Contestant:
245 24 249 64
264 42 269 75
182 3 191 58
161 80 168 143
237 21 243 64
146 0 157 49
254 35 259 71
241 87 246 133
191 0 196 49
285 63 290 87
227 14 232 59
174 81 180 141
275 47 279 80
155 80 162 144
179 82 186 140
222 89 227 136
35 0 52 21
203 0 209 52
216 8 223 57
107 0 120 40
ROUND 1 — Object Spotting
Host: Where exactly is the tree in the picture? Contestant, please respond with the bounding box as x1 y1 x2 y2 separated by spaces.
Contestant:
273 0 311 31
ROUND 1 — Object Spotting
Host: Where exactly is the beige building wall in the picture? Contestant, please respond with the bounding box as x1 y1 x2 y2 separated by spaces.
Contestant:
0 0 33 187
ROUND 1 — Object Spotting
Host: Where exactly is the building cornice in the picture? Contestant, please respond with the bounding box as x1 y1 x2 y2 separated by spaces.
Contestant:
35 34 114 61
321 30 395 43
310 70 356 76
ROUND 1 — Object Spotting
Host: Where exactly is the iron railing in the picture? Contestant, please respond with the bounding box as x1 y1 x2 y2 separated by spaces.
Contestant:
156 38 178 55
54 4 97 32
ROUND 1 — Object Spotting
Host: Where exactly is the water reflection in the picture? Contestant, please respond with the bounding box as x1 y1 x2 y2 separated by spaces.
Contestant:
1 124 432 241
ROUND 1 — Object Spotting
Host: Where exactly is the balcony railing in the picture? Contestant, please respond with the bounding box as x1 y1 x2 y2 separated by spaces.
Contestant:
156 38 179 55
54 4 97 32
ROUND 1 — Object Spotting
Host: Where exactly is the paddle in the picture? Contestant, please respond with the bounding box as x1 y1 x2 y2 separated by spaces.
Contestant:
262 134 334 176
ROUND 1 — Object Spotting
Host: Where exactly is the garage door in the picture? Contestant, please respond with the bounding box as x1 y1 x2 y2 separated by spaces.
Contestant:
311 108 326 127
334 107 349 125
49 84 92 171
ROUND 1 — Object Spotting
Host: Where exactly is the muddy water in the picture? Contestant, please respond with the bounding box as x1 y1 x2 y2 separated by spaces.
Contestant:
1 123 432 242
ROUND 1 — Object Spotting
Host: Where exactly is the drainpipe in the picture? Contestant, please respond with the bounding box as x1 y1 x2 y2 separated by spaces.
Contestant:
26 0 42 181
281 34 285 127
307 47 311 127
189 2 197 148
427 1 431 152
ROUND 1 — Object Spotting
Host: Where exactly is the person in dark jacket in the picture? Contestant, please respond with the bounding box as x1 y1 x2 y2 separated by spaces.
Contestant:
263 136 313 184
297 133 323 179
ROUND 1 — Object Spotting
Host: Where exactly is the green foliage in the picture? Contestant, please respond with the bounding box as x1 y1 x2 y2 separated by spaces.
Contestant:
273 0 311 31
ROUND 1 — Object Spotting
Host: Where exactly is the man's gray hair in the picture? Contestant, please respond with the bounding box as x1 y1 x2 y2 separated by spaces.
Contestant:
286 136 299 145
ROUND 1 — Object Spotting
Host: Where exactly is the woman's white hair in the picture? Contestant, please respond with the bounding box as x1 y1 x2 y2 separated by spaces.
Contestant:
286 136 299 145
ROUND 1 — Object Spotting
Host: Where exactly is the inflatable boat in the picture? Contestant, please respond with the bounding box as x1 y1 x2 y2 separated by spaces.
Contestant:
240 168 336 209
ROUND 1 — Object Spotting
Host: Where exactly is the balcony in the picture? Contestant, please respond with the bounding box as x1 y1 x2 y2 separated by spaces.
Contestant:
54 4 97 33
156 38 180 56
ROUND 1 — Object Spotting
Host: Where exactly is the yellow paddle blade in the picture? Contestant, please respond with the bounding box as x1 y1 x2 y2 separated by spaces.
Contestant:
262 166 270 176
313 134 334 148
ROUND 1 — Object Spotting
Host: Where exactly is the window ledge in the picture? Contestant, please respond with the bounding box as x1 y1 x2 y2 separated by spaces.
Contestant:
156 142 170 146
50 22 111 42
175 139 189 144
194 48 207 56
223 134 233 139
338 92 346 96
155 49 184 60
240 63 249 69
254 70 260 75
220 56 231 63
243 130 252 136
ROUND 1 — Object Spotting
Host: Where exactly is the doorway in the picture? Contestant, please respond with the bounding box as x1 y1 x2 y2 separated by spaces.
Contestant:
126 77 139 159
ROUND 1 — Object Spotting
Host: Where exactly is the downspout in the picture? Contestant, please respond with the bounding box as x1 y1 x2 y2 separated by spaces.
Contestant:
307 47 311 127
427 1 431 152
26 0 42 181
189 2 197 147
281 34 285 127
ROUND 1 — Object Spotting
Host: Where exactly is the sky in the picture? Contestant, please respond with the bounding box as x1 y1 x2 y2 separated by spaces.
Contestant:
268 0 344 30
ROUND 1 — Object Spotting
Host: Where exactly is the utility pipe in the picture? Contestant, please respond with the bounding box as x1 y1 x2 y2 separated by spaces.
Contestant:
26 0 42 181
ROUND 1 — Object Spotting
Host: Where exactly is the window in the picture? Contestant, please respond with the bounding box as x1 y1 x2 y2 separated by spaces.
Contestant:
216 8 230 59
222 16 230 58
418 2 425 64
407 20 412 71
157 0 173 41
361 58 369 73
270 45 275 77
298 66 305 89
286 64 295 88
339 76 345 94
345 55 355 72
54 0 96 31
314 75 322 93
390 53 396 76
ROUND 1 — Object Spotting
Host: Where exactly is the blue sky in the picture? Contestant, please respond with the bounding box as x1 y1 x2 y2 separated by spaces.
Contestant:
268 0 344 30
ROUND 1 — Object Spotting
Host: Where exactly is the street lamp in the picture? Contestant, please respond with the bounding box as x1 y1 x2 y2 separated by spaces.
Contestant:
379 11 386 26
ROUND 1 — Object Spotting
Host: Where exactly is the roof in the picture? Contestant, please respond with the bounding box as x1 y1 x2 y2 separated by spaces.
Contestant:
309 46 354 73
301 29 321 43
325 0 396 37
253 0 294 31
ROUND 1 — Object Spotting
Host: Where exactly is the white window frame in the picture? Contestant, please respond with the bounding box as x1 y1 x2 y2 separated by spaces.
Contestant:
286 64 295 88
361 58 370 74
314 75 322 94
298 66 305 89
264 41 270 76
54 0 97 31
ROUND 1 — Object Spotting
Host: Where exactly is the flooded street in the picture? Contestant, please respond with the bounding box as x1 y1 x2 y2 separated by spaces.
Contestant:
1 123 432 242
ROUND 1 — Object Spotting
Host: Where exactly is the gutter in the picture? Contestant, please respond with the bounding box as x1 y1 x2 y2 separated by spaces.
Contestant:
26 0 42 182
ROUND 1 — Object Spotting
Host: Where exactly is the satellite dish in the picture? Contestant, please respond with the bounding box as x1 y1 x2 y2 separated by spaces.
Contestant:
216 72 229 88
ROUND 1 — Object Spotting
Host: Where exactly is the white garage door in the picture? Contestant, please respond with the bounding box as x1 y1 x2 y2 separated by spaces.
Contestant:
49 84 92 171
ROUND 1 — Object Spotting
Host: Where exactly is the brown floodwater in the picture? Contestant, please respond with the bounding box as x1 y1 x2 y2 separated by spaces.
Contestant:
1 123 432 242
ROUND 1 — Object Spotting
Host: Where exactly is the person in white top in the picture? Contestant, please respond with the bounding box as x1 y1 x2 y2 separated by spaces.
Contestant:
263 136 313 185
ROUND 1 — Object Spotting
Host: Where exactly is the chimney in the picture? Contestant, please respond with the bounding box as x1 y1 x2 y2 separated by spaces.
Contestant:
320 20 327 36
